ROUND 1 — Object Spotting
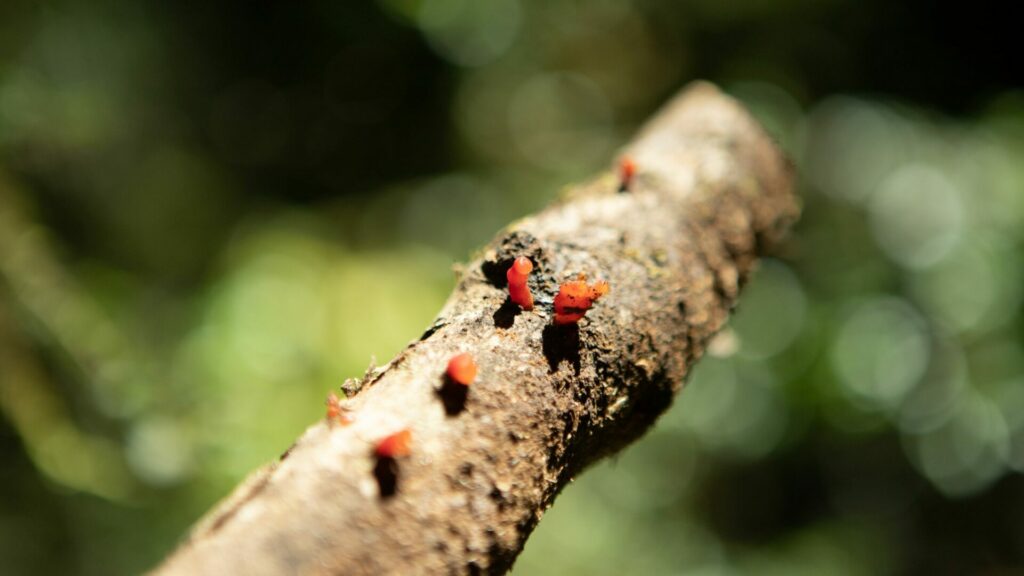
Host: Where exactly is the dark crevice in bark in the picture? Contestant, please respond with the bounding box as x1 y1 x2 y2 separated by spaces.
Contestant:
374 457 400 498
480 231 543 288
438 376 469 416
541 323 581 375
492 298 520 329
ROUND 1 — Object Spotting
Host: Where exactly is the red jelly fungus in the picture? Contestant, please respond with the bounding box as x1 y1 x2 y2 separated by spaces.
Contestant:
553 277 610 324
506 256 534 310
447 352 477 386
618 157 636 192
375 429 412 458
325 392 351 425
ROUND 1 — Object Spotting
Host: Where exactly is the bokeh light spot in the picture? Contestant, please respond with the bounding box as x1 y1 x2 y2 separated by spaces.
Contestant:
126 417 194 486
832 297 929 411
868 165 965 269
417 0 521 67
507 72 614 172
731 259 807 360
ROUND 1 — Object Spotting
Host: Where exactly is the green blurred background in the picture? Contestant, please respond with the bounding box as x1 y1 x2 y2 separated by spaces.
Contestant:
1 1 1022 574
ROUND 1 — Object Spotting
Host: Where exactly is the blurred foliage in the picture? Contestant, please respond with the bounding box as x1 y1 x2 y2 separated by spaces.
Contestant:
1 1 1022 575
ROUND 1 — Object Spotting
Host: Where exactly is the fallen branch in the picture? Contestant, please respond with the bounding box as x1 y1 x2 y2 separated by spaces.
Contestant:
151 81 798 575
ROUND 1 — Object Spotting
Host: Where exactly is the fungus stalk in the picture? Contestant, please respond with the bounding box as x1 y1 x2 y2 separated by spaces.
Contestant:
506 256 534 310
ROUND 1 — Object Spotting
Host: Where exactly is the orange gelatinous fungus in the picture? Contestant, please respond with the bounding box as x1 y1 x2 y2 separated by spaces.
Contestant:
553 277 610 324
506 256 535 310
618 156 637 192
375 429 412 458
325 391 352 425
446 352 477 386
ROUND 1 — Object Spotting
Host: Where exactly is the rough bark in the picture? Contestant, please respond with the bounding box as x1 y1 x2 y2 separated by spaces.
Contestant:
151 81 799 576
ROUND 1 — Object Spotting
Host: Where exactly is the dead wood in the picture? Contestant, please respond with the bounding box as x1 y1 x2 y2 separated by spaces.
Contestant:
151 81 799 576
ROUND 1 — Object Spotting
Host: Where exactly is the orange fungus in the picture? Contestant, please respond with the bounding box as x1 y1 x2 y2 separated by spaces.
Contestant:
375 429 412 458
506 256 534 310
618 157 636 192
553 277 610 324
325 392 351 425
446 352 477 386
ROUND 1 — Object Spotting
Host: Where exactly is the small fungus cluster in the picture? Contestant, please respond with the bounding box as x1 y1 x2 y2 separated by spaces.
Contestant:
553 276 610 325
325 392 352 426
325 249 612 499
505 256 609 324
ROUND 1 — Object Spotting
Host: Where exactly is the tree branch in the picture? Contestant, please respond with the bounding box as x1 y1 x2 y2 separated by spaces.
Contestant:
151 81 799 576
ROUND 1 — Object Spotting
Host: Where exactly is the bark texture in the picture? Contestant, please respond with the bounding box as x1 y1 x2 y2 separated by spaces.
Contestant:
151 81 799 576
